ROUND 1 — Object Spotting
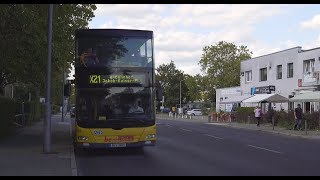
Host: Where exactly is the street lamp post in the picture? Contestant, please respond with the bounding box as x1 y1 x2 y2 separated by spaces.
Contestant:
44 4 53 153
180 80 182 109
179 80 182 118
162 96 164 108
62 69 65 122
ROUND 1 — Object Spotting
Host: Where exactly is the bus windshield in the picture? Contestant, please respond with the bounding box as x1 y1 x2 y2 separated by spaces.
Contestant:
76 36 153 68
76 87 154 128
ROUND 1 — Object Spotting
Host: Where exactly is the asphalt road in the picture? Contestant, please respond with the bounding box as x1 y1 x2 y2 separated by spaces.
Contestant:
75 118 320 176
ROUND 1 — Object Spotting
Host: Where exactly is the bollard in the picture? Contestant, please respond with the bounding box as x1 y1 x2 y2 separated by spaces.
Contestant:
305 119 307 135
272 117 274 130
21 102 25 126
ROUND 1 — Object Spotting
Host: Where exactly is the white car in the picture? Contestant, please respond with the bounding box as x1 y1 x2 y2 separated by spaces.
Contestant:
187 109 203 116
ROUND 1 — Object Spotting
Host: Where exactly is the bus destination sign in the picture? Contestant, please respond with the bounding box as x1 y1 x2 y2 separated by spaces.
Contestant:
89 74 142 84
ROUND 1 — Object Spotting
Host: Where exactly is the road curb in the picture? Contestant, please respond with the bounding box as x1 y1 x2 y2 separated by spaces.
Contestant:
70 142 78 176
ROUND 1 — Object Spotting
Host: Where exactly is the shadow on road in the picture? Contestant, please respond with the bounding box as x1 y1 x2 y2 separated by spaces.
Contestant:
75 147 145 157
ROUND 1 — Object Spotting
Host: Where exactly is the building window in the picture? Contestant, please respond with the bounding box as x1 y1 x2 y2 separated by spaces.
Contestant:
276 65 282 80
287 63 293 78
289 102 294 111
245 70 252 83
260 68 267 81
303 59 315 74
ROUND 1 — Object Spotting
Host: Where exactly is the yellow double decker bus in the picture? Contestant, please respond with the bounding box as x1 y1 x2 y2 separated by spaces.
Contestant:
72 29 160 150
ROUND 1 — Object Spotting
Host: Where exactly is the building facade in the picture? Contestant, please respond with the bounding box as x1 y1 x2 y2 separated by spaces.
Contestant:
216 46 320 112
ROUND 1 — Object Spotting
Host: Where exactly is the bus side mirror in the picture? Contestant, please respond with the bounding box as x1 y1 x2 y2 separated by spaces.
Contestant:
156 81 163 102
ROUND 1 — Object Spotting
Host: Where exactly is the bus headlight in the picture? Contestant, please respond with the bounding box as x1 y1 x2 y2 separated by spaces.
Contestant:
78 136 89 141
146 134 156 139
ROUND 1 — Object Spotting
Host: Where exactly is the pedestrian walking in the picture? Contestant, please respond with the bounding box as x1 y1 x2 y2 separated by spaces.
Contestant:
254 106 263 127
294 104 303 130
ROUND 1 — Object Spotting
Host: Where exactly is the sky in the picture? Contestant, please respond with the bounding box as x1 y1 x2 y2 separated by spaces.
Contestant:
85 4 320 76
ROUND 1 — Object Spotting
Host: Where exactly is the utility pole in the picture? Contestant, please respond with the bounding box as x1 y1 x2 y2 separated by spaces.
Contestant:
44 4 53 153
162 96 164 108
62 70 66 122
180 80 182 109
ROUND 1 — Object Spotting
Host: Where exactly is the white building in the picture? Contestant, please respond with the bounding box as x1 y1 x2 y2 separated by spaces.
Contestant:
216 46 320 112
215 86 251 112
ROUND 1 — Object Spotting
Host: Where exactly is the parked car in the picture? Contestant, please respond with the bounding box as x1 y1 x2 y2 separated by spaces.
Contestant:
161 108 170 113
70 106 75 118
186 109 203 116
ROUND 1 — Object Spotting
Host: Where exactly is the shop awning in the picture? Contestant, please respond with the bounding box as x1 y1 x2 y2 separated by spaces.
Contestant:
220 94 252 104
242 94 289 103
289 91 320 102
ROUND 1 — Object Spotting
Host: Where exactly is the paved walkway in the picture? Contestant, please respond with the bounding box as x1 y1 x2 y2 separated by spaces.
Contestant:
222 122 320 139
157 113 320 140
0 113 76 176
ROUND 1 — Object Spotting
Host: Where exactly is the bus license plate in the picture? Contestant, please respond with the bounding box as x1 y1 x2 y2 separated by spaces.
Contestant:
110 143 126 148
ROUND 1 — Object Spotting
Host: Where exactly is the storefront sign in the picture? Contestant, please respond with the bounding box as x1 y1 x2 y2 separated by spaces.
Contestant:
252 85 276 94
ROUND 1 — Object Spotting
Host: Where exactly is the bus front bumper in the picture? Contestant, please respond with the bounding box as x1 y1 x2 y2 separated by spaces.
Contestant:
75 140 156 149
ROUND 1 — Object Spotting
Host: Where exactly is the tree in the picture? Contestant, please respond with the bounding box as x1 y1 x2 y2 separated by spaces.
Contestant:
0 4 96 104
155 60 188 108
184 74 202 102
199 41 252 103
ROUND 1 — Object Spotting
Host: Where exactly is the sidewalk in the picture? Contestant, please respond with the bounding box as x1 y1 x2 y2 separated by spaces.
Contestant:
0 113 76 176
222 122 320 140
157 114 320 140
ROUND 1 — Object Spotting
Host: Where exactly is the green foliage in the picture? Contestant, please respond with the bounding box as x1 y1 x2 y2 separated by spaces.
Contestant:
236 107 254 113
24 101 42 125
234 107 255 123
52 104 60 114
199 41 252 102
0 4 96 104
235 109 320 130
184 74 203 102
155 60 188 108
303 112 320 130
0 96 18 137
273 110 293 128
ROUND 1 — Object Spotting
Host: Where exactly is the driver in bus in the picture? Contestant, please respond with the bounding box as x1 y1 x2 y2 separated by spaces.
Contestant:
80 48 99 67
128 98 144 113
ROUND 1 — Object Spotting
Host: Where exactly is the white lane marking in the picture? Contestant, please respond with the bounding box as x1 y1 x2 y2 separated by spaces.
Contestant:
180 128 192 132
204 134 224 140
248 145 283 154
204 123 228 126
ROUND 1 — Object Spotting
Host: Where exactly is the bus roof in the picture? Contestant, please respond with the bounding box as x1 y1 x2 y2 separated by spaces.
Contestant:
75 29 153 38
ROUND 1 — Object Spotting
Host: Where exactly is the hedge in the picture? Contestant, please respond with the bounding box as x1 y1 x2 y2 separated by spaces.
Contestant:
234 108 320 130
24 100 43 125
0 96 19 136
